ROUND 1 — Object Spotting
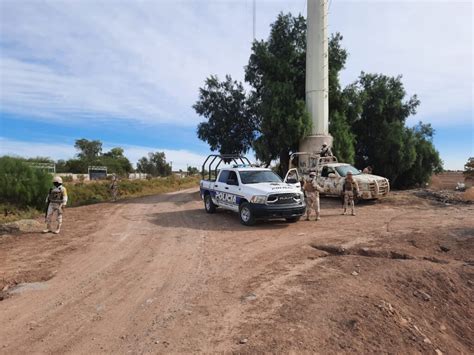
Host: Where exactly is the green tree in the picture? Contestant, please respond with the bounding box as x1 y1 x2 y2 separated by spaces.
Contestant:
55 159 68 173
194 75 257 155
74 139 103 160
328 33 355 163
464 157 474 179
330 111 355 164
64 159 88 174
397 123 443 187
348 73 421 185
0 156 52 210
136 152 172 177
101 147 133 175
245 13 311 173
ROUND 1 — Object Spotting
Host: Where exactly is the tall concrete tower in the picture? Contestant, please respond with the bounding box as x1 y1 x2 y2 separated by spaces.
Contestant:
299 0 333 153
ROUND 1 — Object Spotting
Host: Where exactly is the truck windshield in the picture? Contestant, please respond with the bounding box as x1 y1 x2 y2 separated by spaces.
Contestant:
335 165 361 177
239 171 282 184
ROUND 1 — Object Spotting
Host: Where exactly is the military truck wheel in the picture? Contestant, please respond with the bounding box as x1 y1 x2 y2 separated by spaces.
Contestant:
239 202 256 226
285 217 300 223
204 194 216 213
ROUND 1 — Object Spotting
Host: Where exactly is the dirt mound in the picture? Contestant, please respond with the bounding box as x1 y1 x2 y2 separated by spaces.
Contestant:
414 189 472 205
0 219 44 235
463 187 474 202
236 232 473 353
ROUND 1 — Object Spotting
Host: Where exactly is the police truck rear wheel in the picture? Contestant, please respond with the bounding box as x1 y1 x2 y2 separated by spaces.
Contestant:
239 202 256 226
204 194 216 213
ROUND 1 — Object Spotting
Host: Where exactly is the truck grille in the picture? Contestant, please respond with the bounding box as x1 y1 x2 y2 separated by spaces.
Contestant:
378 180 389 195
369 180 389 195
267 193 301 205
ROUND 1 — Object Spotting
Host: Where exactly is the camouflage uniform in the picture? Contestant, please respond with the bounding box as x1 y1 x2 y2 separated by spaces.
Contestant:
320 144 333 157
304 176 324 220
342 174 359 216
110 176 118 201
44 178 68 234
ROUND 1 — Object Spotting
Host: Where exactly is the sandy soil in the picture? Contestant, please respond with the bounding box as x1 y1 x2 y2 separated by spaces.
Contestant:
0 188 473 354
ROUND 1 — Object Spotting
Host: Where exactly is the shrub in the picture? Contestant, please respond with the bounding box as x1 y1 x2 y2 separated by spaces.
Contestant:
61 175 73 182
0 156 52 210
62 176 198 207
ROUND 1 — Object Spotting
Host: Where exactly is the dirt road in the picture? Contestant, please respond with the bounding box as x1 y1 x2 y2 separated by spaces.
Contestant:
0 188 473 353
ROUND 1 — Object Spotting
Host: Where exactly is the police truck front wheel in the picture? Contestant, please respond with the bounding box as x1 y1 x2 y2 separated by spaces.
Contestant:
239 202 256 226
204 194 216 213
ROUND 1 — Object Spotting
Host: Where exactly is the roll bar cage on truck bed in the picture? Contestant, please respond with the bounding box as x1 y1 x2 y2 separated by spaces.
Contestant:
201 154 251 181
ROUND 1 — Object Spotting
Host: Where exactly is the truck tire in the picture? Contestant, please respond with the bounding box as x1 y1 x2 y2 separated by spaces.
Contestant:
204 194 216 213
239 202 256 226
285 217 300 223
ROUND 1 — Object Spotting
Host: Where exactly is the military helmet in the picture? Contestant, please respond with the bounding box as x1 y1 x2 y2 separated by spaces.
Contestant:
347 171 353 176
309 171 316 177
53 176 63 184
322 142 328 147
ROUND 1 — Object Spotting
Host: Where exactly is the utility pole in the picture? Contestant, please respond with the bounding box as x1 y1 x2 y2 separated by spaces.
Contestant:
299 0 333 154
252 0 256 41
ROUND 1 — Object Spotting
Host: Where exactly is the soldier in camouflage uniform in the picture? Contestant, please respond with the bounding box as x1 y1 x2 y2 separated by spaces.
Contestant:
342 171 359 216
303 171 324 221
109 174 119 201
320 142 333 157
43 176 68 234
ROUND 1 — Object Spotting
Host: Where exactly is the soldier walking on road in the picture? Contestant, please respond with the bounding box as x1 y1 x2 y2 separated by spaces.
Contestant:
109 174 119 202
43 176 68 234
304 171 324 221
342 171 359 216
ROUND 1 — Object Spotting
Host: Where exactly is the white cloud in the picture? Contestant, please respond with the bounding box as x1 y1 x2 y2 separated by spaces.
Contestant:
0 137 209 170
0 0 255 125
0 0 471 128
333 0 473 125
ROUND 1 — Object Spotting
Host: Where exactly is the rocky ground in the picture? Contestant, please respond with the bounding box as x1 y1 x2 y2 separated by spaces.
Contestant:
0 185 472 353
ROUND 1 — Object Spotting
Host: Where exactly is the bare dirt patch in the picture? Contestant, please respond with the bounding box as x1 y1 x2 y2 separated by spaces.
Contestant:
0 188 472 353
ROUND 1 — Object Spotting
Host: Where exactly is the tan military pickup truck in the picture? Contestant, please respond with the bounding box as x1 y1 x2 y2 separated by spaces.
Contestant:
286 153 390 200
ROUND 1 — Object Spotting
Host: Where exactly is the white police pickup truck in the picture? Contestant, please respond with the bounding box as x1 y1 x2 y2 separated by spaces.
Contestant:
199 155 305 226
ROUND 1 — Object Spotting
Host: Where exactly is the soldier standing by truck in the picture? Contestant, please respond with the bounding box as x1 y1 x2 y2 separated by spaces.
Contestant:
342 171 359 216
304 171 324 221
43 176 68 234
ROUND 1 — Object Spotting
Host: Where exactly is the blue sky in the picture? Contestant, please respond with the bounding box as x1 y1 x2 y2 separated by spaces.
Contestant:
0 0 472 170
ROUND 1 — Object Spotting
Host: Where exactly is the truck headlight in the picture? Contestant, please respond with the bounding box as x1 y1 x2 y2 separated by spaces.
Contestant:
250 195 267 204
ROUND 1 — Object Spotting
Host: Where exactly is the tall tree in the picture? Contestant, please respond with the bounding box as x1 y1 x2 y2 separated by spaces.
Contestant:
397 122 443 187
136 152 172 177
74 139 103 161
102 147 133 175
328 33 356 163
245 13 311 173
348 73 423 185
194 75 257 155
464 157 474 180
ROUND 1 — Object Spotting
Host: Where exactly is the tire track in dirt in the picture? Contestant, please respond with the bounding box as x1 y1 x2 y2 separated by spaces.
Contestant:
0 189 209 353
